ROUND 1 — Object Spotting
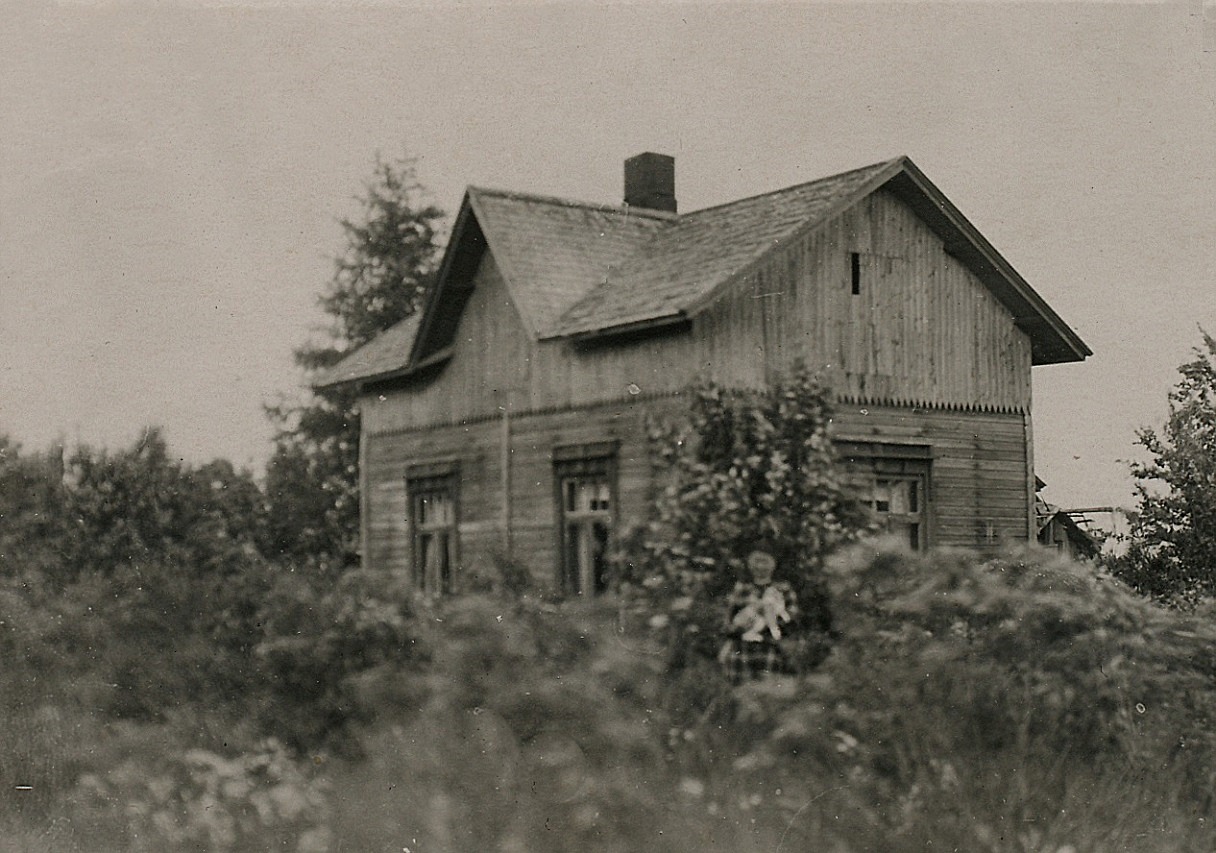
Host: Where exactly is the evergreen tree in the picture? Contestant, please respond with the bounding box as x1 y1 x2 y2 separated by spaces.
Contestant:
265 153 445 570
1113 330 1216 605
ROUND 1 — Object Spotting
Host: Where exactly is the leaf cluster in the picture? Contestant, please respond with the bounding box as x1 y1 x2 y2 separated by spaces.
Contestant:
1 428 265 584
1113 330 1216 604
617 365 871 672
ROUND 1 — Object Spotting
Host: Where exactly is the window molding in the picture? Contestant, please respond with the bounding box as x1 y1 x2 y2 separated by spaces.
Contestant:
552 440 620 464
553 445 618 596
836 441 932 462
406 464 460 595
406 459 460 479
839 443 933 550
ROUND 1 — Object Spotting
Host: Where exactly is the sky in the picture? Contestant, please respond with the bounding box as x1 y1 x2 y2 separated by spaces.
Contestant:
1 0 1213 514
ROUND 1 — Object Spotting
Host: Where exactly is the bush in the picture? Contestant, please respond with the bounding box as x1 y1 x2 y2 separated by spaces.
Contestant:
686 544 1216 851
617 366 870 675
253 567 429 751
68 738 331 853
316 594 698 853
4 547 1214 851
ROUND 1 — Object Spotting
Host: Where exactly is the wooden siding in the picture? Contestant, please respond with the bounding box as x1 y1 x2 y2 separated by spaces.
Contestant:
363 187 1033 437
665 187 1033 408
363 398 1030 582
362 251 533 436
360 186 1038 577
363 396 677 587
831 404 1032 546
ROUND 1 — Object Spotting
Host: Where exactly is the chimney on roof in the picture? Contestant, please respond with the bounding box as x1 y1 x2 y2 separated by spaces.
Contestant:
624 152 676 213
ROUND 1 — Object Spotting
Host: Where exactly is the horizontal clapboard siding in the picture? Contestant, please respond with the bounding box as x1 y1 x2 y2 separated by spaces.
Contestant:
363 397 1030 583
832 404 1032 547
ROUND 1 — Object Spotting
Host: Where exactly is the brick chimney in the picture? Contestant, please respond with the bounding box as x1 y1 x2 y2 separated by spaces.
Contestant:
624 152 676 213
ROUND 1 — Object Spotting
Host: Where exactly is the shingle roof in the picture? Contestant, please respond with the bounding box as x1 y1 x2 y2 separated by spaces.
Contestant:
315 155 1089 389
312 190 668 388
467 187 671 334
311 314 422 388
552 159 899 337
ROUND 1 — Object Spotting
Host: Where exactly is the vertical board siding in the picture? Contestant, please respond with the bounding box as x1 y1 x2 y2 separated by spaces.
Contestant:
362 253 533 436
365 188 1033 434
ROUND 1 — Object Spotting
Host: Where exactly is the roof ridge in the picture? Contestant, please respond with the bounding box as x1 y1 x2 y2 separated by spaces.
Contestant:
468 186 677 221
679 156 905 219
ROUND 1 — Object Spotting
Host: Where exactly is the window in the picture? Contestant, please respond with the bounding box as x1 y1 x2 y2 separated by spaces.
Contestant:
407 466 459 595
554 445 617 596
861 475 925 551
850 252 861 295
838 442 931 551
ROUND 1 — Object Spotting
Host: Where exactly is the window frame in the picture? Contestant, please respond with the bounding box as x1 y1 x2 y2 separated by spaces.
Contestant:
838 442 932 551
406 462 460 596
552 442 619 597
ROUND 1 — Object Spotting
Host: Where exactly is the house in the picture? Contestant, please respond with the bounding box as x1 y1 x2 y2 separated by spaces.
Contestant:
1036 498 1103 561
1033 480 1108 560
316 153 1091 594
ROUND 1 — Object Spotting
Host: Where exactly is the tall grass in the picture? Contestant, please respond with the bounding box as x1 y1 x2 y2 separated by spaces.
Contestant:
2 545 1214 851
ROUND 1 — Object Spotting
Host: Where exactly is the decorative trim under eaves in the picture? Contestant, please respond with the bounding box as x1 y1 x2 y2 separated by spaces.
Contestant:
368 389 1027 439
834 393 1027 416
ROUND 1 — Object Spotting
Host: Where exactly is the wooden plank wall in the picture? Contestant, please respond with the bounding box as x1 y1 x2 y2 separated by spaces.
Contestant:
362 253 534 436
364 396 1029 581
360 185 1041 577
831 404 1031 548
363 187 1034 438
363 396 685 588
672 188 1033 409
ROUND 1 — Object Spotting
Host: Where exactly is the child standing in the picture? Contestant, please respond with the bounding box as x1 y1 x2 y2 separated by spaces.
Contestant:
718 549 801 682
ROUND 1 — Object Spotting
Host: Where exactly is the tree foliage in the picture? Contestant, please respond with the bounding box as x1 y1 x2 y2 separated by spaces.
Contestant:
63 429 264 578
618 365 872 673
1113 330 1216 605
264 153 445 570
1 428 264 584
0 436 68 576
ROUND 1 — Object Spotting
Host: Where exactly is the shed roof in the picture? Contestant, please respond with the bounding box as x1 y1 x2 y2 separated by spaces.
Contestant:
312 314 423 388
315 156 1090 389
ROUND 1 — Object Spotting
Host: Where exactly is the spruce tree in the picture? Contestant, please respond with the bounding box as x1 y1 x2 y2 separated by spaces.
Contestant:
265 153 444 570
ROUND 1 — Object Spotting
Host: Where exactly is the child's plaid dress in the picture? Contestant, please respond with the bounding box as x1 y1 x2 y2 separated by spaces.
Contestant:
718 580 800 682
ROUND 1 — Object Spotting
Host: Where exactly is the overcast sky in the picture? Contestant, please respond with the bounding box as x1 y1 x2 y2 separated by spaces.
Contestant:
2 0 1213 512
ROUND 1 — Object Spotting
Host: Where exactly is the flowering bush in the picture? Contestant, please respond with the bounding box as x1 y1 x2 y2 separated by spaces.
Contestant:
617 365 870 673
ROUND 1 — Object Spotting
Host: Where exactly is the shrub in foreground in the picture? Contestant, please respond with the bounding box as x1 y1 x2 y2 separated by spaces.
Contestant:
618 367 870 675
5 546 1216 851
699 543 1216 851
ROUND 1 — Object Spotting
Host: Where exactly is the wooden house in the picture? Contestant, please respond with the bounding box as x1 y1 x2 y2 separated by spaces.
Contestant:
316 153 1090 594
1035 483 1103 561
